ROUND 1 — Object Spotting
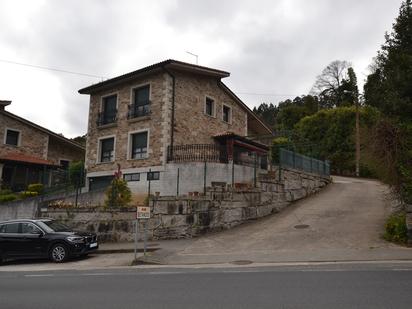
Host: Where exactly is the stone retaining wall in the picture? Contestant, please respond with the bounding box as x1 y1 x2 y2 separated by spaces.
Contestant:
40 168 330 241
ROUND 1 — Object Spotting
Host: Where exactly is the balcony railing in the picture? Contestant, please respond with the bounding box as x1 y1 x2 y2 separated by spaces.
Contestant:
128 102 151 119
97 111 117 126
167 144 228 163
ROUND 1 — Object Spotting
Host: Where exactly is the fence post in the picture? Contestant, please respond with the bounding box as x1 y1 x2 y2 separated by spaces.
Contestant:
253 152 257 188
231 159 235 188
278 148 282 182
293 148 296 169
203 161 207 195
176 167 180 196
148 168 151 197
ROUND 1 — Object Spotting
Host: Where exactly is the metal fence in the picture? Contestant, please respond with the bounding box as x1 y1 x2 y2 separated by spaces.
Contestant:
167 144 228 163
279 148 330 176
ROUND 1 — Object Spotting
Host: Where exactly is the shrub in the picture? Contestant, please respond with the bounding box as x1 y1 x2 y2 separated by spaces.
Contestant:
69 161 85 186
383 212 408 244
19 191 39 199
0 194 18 203
27 183 44 194
0 189 13 196
104 178 132 208
271 137 290 164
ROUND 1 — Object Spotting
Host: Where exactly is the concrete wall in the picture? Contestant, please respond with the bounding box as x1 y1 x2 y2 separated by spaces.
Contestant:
123 162 267 196
40 168 330 242
0 197 39 221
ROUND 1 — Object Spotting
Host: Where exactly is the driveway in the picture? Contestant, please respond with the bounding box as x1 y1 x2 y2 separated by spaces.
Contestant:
148 176 412 264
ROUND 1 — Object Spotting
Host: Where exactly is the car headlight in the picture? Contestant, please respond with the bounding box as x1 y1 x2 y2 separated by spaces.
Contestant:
66 236 85 243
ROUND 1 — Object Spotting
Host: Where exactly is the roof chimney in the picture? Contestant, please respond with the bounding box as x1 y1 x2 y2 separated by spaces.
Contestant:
0 100 11 111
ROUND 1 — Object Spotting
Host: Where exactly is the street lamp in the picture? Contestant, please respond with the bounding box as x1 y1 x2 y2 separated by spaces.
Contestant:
344 90 360 177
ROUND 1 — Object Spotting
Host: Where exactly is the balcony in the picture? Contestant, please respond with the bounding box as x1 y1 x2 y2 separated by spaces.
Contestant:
167 144 228 163
97 111 117 127
128 102 151 119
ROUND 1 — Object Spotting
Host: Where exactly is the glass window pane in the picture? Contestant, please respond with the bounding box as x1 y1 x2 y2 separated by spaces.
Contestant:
5 223 19 233
102 95 117 123
21 223 41 234
134 86 150 106
6 130 19 146
147 171 160 181
205 98 214 116
124 173 140 182
223 106 230 122
131 132 148 159
100 138 114 162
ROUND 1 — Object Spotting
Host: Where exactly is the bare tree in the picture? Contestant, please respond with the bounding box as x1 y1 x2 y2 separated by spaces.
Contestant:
311 60 351 107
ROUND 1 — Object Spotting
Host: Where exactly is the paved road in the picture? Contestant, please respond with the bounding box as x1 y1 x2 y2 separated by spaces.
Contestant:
1 263 412 309
149 176 412 264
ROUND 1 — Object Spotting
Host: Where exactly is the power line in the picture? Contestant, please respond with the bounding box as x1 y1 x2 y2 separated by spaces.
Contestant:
237 92 302 97
0 59 107 80
0 58 304 97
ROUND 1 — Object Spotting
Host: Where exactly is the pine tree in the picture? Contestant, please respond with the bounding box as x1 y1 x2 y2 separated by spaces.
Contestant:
364 0 412 120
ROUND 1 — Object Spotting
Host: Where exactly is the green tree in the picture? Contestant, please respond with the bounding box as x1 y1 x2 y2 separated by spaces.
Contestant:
363 0 412 204
253 103 278 128
104 178 132 208
294 106 379 175
68 161 85 187
364 0 412 120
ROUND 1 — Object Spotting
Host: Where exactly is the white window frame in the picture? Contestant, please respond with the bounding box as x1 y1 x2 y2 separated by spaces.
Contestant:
222 104 232 124
4 127 21 147
204 96 216 118
127 129 150 160
97 135 116 164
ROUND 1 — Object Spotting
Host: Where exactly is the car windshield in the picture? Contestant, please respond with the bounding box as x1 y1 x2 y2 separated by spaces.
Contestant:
37 220 71 233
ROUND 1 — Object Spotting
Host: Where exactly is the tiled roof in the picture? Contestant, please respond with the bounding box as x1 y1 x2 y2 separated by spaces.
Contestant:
0 153 57 166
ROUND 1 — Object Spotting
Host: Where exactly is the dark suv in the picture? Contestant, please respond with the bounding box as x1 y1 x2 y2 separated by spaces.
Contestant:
0 219 98 263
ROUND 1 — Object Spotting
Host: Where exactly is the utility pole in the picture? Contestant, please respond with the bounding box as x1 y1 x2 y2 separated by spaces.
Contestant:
355 96 360 177
344 89 360 177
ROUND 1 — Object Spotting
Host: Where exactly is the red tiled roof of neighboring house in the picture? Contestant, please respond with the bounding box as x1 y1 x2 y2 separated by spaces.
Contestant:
0 153 57 166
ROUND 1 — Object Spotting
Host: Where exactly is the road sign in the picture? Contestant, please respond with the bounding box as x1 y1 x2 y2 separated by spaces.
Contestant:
137 206 150 219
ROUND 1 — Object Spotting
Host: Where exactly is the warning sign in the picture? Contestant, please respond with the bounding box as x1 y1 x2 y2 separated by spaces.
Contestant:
137 206 150 219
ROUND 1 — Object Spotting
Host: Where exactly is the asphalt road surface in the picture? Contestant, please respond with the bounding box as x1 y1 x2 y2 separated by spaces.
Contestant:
151 176 412 265
1 263 412 309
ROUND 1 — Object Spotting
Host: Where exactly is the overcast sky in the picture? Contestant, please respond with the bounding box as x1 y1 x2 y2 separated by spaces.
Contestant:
0 0 402 137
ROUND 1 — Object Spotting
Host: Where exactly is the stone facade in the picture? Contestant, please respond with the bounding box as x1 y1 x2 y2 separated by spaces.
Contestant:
85 72 166 173
39 168 331 242
47 136 84 165
0 113 49 160
173 71 247 145
83 63 265 188
0 111 84 164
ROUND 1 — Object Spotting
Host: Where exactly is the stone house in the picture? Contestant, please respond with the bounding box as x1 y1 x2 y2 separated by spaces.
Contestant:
0 100 85 191
79 60 272 195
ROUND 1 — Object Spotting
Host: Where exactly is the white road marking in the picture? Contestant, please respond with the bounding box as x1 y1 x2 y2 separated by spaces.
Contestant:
24 274 54 277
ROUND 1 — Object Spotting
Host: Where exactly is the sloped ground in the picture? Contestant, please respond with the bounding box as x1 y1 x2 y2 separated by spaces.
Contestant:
147 176 412 264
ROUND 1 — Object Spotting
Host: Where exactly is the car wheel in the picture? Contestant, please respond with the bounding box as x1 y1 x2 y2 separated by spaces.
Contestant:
49 244 68 263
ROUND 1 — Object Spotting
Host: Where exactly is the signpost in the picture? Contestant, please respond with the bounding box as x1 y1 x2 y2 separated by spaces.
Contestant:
134 206 151 260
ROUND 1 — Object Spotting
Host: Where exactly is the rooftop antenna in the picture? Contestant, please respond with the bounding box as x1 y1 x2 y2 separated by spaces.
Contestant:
185 51 198 65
